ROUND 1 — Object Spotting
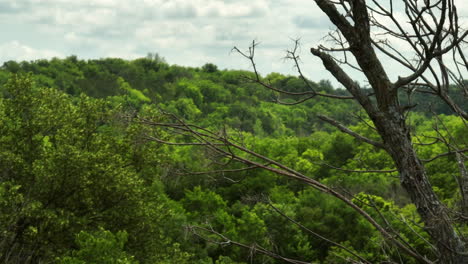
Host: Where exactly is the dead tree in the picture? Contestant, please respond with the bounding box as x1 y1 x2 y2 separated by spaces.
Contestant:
144 0 468 263
306 1 467 263
236 0 468 262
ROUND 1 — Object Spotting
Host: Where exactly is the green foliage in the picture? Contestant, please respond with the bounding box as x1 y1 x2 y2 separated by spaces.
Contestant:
0 57 364 136
57 229 138 264
0 74 191 263
0 58 465 264
117 76 151 104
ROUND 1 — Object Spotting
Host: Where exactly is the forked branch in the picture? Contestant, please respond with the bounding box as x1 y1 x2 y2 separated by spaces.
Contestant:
143 112 432 264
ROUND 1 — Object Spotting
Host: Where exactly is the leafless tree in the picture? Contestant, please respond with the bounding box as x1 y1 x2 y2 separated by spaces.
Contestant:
307 1 467 262
144 0 468 263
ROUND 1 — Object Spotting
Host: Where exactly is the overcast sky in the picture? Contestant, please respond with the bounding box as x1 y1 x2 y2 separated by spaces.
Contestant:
0 0 467 86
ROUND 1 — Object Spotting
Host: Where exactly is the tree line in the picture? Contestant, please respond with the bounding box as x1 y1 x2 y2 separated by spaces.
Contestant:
0 50 466 263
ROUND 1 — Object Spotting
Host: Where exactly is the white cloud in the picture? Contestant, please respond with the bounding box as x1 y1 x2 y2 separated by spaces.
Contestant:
0 0 465 88
0 41 63 62
0 0 338 84
197 0 268 18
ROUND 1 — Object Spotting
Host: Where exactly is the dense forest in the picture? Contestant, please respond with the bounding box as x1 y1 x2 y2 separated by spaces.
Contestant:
0 55 466 263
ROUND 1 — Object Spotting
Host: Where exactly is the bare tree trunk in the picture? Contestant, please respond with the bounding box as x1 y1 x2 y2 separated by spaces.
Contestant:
309 0 468 261
456 153 468 216
373 109 467 263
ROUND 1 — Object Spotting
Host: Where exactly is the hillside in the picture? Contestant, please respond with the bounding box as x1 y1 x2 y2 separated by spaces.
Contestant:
0 57 466 263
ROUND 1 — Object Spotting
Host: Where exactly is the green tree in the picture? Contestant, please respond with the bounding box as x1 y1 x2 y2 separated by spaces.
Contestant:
0 75 191 263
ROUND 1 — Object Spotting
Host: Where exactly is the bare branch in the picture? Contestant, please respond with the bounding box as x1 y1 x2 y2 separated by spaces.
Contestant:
315 161 397 174
175 164 269 176
310 47 376 112
234 41 355 101
455 152 468 215
318 114 385 149
144 116 433 263
421 148 468 163
267 202 372 264
189 225 311 264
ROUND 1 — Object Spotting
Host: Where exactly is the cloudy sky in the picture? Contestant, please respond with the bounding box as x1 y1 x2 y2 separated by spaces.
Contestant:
0 0 466 86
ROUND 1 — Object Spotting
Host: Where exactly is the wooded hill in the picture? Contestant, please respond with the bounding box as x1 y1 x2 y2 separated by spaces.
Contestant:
0 56 466 263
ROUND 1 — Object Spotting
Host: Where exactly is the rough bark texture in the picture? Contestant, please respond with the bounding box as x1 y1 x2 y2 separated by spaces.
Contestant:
373 109 467 263
312 0 468 262
456 153 468 216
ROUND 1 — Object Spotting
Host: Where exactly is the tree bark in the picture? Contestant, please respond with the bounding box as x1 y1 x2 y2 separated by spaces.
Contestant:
456 153 468 216
373 107 467 263
311 1 468 261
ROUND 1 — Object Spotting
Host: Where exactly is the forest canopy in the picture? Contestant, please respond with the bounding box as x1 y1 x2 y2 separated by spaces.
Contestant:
0 54 466 263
